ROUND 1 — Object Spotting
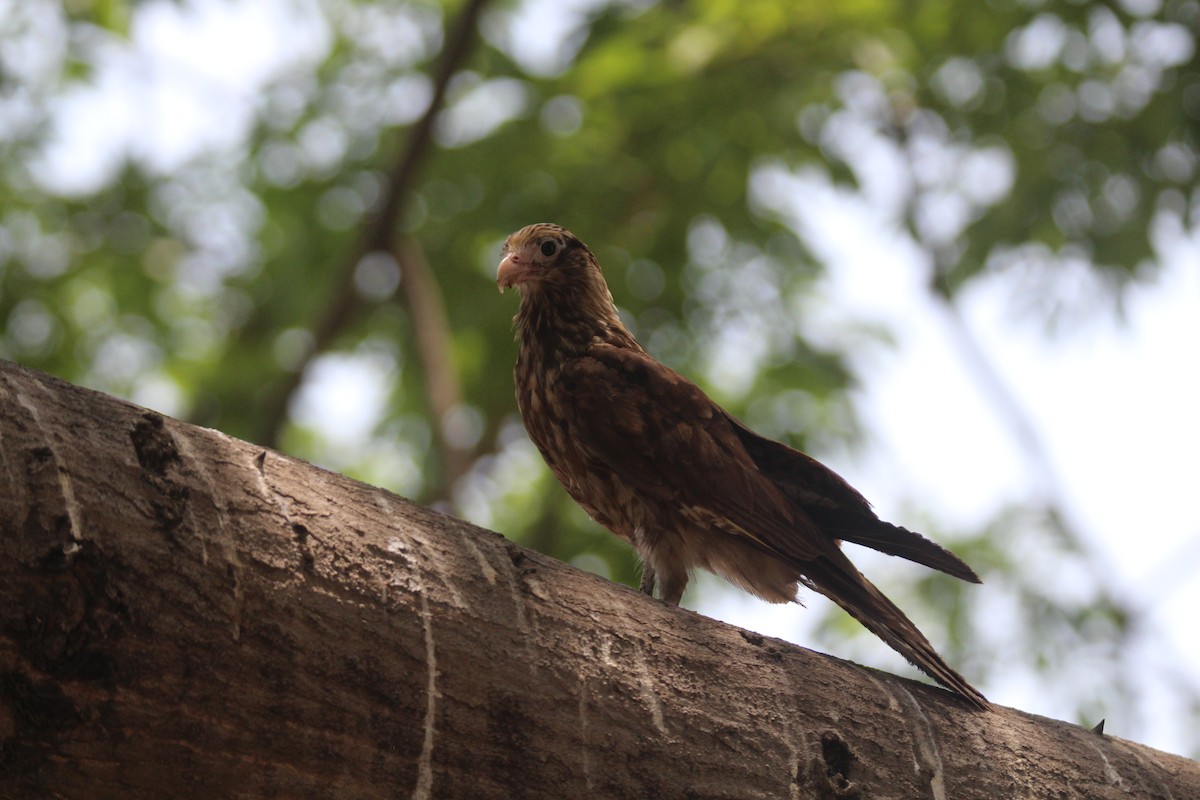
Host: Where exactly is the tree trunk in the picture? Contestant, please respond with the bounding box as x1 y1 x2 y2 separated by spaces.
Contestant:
0 359 1195 799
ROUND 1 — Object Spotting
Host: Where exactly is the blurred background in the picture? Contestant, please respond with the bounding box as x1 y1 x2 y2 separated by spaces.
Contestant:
1 0 1197 756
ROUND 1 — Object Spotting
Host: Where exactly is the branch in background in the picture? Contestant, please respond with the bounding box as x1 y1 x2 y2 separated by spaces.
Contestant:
257 0 492 450
888 112 1085 546
921 223 1115 567
396 236 473 500
925 273 1067 505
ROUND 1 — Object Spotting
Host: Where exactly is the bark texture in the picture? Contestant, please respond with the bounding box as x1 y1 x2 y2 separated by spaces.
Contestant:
0 359 1196 799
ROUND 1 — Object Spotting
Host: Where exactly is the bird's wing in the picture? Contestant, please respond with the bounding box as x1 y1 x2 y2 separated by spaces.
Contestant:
726 418 981 583
559 344 988 708
556 343 828 563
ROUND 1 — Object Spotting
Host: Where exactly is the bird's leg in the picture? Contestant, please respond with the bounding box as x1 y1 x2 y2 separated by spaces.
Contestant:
638 563 658 598
659 570 688 607
638 553 687 606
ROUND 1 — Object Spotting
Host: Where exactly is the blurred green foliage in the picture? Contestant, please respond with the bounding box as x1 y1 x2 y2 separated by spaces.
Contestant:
1 0 1197 752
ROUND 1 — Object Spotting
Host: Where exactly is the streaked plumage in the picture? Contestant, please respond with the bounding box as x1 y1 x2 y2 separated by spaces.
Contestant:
498 223 987 709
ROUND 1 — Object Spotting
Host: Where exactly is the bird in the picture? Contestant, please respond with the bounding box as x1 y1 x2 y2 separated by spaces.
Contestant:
497 222 988 709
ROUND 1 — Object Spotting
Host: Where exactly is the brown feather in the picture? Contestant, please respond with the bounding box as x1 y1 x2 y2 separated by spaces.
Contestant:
500 223 988 709
727 419 982 583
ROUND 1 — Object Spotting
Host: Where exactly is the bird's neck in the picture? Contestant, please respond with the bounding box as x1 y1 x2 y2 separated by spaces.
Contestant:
514 282 638 363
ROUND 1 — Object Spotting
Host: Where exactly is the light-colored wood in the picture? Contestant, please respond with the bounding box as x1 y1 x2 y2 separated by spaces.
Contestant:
1 360 1195 799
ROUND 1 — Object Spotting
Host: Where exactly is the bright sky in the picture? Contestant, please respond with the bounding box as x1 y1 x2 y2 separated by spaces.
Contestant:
31 0 329 194
24 0 1200 757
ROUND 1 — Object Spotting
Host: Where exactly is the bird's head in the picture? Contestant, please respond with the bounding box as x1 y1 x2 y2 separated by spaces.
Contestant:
497 223 633 349
497 223 597 294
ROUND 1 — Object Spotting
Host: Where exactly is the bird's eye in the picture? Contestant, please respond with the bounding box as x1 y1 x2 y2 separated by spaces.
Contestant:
540 240 558 258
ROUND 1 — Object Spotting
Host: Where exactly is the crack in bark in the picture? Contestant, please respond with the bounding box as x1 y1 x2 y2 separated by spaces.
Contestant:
893 682 946 800
413 588 439 800
12 387 83 544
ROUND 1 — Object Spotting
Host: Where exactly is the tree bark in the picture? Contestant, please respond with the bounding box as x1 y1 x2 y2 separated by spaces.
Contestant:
0 359 1195 800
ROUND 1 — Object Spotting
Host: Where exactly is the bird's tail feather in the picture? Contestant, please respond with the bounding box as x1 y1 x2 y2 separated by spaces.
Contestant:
815 514 981 584
804 553 989 710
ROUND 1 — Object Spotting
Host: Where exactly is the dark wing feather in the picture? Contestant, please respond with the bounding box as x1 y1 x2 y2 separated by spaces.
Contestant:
556 344 828 563
805 508 981 584
726 417 981 583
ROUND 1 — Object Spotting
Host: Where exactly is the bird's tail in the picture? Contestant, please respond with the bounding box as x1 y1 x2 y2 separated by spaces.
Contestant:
804 552 989 710
806 509 981 584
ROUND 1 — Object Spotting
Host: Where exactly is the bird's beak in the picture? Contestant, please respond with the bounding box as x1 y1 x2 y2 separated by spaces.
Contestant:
497 253 530 293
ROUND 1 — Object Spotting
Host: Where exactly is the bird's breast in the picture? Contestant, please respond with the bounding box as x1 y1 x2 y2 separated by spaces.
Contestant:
514 355 652 539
